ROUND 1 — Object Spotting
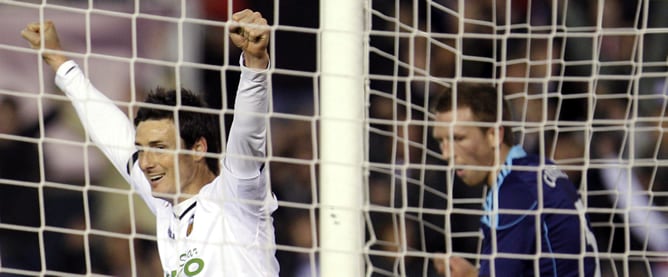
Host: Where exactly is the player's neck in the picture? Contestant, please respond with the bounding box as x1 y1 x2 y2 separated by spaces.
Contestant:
488 143 512 186
175 166 217 204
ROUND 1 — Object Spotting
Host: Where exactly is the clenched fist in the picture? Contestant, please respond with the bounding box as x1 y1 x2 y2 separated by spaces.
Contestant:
21 21 67 72
229 9 270 69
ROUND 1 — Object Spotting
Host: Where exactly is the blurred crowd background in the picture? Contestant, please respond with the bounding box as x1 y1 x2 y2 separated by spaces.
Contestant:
0 0 667 276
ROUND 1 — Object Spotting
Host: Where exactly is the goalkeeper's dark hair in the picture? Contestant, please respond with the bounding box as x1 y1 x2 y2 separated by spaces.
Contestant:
431 82 515 146
134 87 221 175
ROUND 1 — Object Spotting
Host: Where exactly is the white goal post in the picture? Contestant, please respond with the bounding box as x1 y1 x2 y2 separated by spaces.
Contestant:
319 0 365 277
0 0 668 277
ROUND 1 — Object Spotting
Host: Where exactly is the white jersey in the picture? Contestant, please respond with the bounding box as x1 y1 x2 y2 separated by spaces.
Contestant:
55 58 279 276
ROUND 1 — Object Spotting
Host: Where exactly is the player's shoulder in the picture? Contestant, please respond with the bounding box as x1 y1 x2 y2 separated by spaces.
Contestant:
511 153 541 167
497 162 539 209
509 155 574 187
511 154 580 201
504 155 540 187
516 155 573 189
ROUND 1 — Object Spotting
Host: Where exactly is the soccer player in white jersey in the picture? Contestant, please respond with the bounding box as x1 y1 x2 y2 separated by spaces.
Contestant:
21 9 279 276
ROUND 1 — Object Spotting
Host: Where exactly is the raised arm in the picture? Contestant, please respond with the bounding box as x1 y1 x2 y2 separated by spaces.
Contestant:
21 21 154 209
224 10 271 179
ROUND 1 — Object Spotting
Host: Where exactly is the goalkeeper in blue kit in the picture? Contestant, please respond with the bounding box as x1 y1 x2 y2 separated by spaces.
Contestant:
431 83 600 277
22 9 279 276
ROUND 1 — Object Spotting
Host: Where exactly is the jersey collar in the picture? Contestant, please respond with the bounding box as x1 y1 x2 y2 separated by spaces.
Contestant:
173 196 198 219
482 145 527 227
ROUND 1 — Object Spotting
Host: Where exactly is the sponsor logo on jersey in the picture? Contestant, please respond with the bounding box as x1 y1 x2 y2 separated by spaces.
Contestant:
166 248 204 276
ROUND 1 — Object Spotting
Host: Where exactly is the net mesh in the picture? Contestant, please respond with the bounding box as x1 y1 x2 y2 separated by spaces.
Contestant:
365 0 668 276
0 0 667 276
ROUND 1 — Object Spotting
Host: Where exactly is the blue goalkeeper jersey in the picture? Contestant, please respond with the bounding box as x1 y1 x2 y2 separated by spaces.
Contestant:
478 145 599 277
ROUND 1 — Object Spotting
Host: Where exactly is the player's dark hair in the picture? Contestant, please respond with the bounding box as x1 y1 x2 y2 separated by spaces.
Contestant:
134 87 221 175
431 82 515 146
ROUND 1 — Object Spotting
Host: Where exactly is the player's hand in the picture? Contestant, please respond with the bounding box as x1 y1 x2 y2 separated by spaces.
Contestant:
21 21 67 72
229 9 270 69
433 255 478 277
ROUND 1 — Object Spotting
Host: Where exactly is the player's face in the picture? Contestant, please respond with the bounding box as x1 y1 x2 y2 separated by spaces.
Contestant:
433 107 498 187
135 119 198 198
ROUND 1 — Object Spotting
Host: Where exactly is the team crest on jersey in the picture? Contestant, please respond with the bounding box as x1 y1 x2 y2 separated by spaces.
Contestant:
187 214 195 237
543 165 568 188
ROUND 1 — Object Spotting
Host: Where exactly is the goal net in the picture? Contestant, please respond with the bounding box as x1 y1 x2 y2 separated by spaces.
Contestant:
364 0 668 277
0 0 666 277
